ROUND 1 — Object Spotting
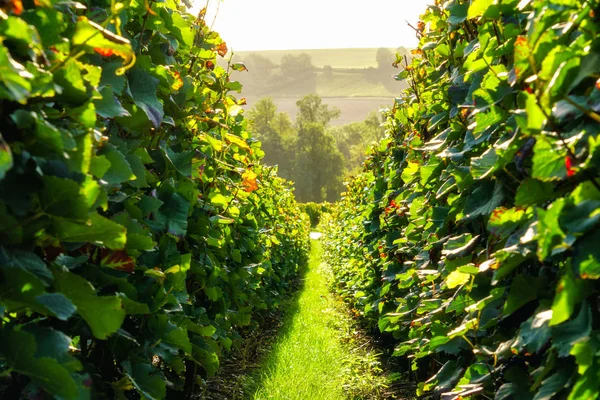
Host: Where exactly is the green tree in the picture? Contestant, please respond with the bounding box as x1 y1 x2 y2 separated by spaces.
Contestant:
247 98 294 177
376 47 394 70
293 122 344 202
280 53 315 77
329 111 386 174
295 94 340 128
247 97 277 131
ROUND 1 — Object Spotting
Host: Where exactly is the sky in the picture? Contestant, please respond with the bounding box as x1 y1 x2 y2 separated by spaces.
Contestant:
192 0 433 51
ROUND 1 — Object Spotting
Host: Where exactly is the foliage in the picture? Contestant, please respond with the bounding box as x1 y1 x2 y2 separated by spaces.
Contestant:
329 111 387 174
0 1 309 398
323 0 600 399
299 202 332 228
246 97 295 177
248 94 345 203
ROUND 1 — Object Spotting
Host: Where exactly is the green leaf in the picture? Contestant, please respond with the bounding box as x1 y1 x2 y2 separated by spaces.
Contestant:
26 326 81 372
208 193 229 208
0 329 79 398
192 342 220 377
98 144 136 185
568 362 600 400
72 16 134 71
210 215 235 225
100 62 127 94
156 191 189 237
138 195 164 215
90 155 112 179
126 153 148 188
532 136 567 181
442 234 479 260
572 229 600 279
429 360 462 392
56 212 127 250
95 86 130 119
53 268 126 339
468 0 494 18
523 92 546 133
165 326 192 354
401 161 420 184
517 310 552 353
463 181 504 219
35 293 77 321
53 59 88 106
128 67 164 128
160 142 194 178
122 361 166 400
559 200 600 235
470 147 498 179
0 43 32 103
536 199 567 261
515 178 554 206
552 302 592 357
488 207 529 239
446 270 471 289
514 36 532 81
0 134 13 180
42 176 90 220
2 249 53 286
118 294 150 314
503 275 538 316
550 272 586 326
533 367 574 400
447 1 468 25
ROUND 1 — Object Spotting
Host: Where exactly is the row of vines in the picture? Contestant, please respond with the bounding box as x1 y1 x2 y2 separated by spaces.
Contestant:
323 0 600 399
0 0 309 398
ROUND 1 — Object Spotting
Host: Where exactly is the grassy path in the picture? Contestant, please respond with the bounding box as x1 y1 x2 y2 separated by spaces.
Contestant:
250 240 388 400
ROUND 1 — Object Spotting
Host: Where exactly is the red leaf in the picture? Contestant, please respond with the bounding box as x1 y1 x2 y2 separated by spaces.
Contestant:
216 42 228 57
565 156 575 177
95 48 114 57
7 0 23 15
100 249 135 273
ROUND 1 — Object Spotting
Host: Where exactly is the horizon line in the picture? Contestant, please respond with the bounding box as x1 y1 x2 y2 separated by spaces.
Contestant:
227 46 413 52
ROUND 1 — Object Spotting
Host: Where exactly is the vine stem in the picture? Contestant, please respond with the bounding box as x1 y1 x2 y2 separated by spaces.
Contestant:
209 0 221 32
48 10 122 73
563 96 600 124
405 20 423 38
137 0 155 54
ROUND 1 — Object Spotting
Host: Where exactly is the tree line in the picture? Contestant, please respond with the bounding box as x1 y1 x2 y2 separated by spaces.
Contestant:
247 95 386 202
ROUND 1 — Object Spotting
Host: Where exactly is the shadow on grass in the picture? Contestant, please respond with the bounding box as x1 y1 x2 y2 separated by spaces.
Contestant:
195 251 310 400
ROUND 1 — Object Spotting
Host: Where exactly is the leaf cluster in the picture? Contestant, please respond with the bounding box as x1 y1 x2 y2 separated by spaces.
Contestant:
0 1 309 398
323 0 600 399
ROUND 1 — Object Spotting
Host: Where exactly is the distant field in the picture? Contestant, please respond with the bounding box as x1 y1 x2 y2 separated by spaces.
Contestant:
231 48 408 125
316 70 405 97
234 48 405 69
243 96 395 126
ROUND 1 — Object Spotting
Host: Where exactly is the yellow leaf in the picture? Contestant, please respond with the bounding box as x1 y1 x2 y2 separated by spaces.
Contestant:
224 133 251 152
242 169 258 193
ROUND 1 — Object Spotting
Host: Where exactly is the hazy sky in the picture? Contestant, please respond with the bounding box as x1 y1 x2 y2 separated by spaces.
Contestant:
193 0 433 51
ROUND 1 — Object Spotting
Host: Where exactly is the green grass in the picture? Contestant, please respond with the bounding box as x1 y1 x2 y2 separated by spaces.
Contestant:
249 241 389 400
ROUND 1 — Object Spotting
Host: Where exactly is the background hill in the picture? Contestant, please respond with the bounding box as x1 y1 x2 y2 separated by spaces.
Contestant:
234 48 402 69
226 47 411 125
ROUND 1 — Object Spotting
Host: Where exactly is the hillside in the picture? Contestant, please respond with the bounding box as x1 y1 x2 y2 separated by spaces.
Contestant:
233 47 404 69
226 47 410 124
